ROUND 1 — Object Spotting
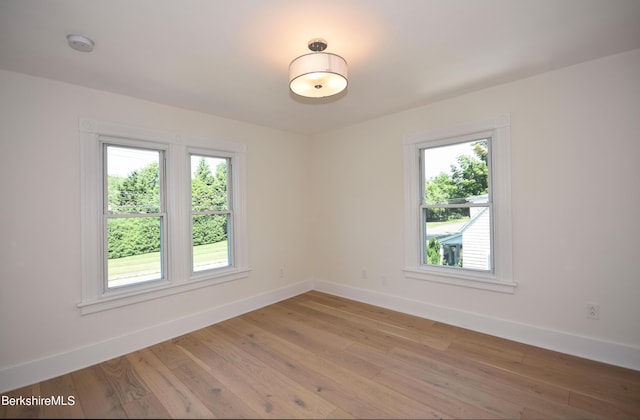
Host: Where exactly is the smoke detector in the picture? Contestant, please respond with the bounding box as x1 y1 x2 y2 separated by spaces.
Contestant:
67 34 94 52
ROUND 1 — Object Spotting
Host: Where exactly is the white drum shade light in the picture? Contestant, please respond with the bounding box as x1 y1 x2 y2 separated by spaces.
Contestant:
289 39 348 98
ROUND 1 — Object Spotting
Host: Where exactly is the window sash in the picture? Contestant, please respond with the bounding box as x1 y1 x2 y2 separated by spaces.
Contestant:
102 143 168 292
190 155 232 212
104 214 166 290
418 137 493 272
189 152 233 274
421 204 493 271
191 212 232 273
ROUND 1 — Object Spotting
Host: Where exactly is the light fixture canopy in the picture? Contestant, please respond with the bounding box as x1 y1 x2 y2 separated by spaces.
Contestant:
289 38 348 98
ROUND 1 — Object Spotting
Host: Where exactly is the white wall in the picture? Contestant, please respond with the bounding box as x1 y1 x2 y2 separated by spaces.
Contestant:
310 49 640 368
0 70 313 391
1 49 639 392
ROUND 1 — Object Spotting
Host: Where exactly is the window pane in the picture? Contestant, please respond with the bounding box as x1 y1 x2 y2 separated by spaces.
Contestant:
107 217 163 288
193 214 230 272
191 155 229 211
423 139 489 205
107 146 161 214
424 207 491 271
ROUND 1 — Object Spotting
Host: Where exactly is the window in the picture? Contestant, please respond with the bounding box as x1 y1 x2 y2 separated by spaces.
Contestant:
403 114 515 293
189 152 232 274
422 138 491 271
79 119 249 314
105 144 167 289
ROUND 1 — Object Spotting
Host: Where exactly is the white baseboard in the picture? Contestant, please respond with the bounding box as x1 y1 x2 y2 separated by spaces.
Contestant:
312 279 640 371
3 278 637 394
0 280 313 393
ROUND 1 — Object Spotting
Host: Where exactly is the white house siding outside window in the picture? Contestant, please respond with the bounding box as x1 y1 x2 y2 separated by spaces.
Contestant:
403 114 515 293
79 119 249 314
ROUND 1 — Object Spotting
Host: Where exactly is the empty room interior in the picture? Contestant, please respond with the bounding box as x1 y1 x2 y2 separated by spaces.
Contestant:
1 0 639 418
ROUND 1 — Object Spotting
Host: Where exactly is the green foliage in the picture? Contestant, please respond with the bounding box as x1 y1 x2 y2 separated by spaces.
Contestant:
192 214 228 247
116 162 160 213
450 153 488 197
425 140 488 222
107 158 229 259
191 159 227 211
107 175 123 208
194 158 214 184
425 173 457 221
107 217 161 259
451 139 488 198
427 237 441 265
192 158 228 246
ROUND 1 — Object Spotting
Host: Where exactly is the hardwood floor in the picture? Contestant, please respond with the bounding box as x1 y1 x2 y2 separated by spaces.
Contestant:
2 291 639 419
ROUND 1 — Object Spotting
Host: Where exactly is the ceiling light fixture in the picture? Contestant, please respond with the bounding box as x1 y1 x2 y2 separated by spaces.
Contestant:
67 33 94 52
289 38 348 98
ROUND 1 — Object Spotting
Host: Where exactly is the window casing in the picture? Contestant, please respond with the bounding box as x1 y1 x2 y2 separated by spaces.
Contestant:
403 114 515 293
79 119 249 314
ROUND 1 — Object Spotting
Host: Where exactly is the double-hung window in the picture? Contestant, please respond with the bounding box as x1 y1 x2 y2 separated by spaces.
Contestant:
403 114 515 293
105 143 167 289
79 119 249 314
189 152 232 274
421 137 492 270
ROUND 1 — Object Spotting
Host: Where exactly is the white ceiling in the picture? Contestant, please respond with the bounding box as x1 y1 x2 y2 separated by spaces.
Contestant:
1 0 639 135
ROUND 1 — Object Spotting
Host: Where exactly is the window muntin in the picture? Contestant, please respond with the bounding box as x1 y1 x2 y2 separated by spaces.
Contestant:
190 154 232 272
420 138 492 272
104 145 166 289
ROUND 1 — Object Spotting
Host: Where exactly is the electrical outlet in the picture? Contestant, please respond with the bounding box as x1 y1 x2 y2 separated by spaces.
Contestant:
380 275 387 286
361 268 368 279
279 268 284 278
586 303 600 320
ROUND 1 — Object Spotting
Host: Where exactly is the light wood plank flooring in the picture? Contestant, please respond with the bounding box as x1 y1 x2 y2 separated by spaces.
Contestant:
2 291 639 419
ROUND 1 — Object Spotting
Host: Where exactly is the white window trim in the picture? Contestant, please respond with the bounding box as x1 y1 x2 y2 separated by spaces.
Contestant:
78 118 249 314
402 114 516 293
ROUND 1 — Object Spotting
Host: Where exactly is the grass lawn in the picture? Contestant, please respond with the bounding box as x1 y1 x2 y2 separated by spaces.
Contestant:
108 241 228 286
193 240 229 271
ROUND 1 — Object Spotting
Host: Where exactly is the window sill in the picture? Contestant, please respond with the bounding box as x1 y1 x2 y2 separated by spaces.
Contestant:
78 268 251 315
403 267 516 294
